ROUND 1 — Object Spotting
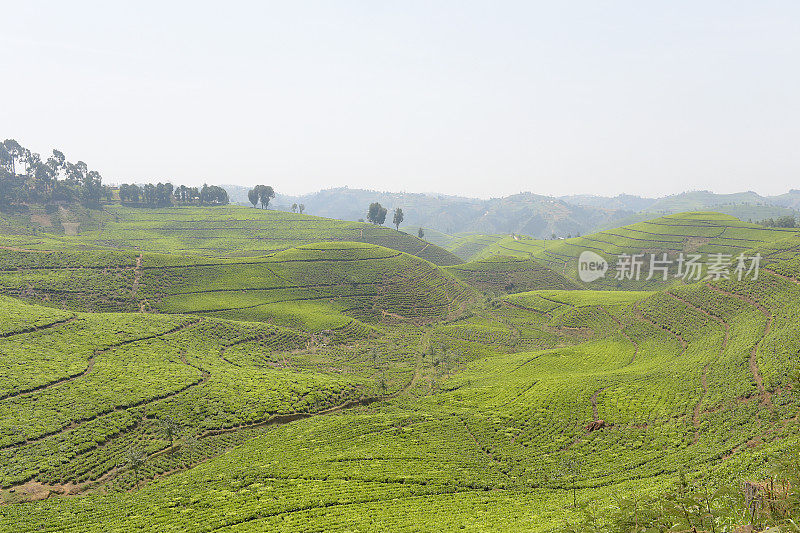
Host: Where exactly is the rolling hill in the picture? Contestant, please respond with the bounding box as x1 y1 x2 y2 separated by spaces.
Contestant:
0 242 476 332
3 208 800 531
473 212 800 289
1 205 463 266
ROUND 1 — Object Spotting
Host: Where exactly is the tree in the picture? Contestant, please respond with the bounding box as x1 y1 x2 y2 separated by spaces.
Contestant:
247 185 274 209
174 184 192 204
200 184 229 206
298 203 305 214
291 203 298 213
2 139 24 176
127 446 147 489
418 227 424 239
392 207 404 231
158 416 181 454
0 139 107 210
257 185 275 209
248 187 259 208
367 202 387 225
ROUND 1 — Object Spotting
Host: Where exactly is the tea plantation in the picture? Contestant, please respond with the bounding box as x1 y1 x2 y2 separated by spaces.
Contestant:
1 211 800 531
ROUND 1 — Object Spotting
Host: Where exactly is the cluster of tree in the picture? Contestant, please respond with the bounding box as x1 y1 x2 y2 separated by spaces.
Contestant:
118 183 229 207
290 203 306 213
248 185 275 209
758 215 796 228
0 139 106 208
366 202 404 230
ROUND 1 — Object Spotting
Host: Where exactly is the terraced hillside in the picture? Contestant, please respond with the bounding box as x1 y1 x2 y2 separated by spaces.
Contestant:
3 210 800 531
445 234 507 261
73 205 463 265
477 212 800 289
0 242 476 330
4 251 800 531
0 296 422 503
446 255 577 294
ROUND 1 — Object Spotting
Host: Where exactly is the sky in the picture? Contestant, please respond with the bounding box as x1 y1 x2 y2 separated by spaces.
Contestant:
2 1 799 199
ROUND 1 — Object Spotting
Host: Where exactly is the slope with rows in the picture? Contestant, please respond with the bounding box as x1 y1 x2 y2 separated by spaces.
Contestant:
445 255 577 294
6 258 799 530
72 205 463 265
3 210 800 531
0 242 477 330
477 212 800 289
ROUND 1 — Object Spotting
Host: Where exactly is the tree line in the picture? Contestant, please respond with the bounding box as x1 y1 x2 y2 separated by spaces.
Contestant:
757 215 797 228
118 183 229 207
0 139 105 208
0 138 231 210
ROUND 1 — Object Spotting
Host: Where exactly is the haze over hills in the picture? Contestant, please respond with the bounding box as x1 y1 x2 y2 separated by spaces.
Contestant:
224 185 800 240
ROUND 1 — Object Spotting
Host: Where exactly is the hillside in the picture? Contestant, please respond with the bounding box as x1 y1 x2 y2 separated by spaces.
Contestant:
3 210 800 531
0 242 476 331
4 244 800 530
475 212 800 289
446 255 577 294
0 204 463 266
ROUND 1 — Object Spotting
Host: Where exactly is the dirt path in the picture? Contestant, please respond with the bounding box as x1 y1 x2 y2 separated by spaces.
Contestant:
665 291 729 349
0 319 204 448
762 268 800 285
707 284 772 406
381 309 411 321
661 291 730 444
590 388 605 422
692 365 708 444
0 315 77 339
600 307 639 365
131 254 143 295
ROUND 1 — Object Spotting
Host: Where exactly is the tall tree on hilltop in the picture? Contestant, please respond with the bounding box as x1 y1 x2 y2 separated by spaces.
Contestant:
258 185 275 209
248 187 259 208
392 207 404 231
367 202 387 225
200 184 229 205
2 139 24 176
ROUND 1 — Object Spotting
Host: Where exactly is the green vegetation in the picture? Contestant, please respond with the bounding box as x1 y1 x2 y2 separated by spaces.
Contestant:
474 212 800 289
446 255 577 295
85 205 462 265
2 210 800 531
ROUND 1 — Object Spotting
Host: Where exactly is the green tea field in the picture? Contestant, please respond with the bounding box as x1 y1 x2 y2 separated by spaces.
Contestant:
1 210 800 532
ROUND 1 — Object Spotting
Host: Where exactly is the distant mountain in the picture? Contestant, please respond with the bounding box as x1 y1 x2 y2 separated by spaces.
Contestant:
768 189 800 210
221 186 800 240
559 193 656 212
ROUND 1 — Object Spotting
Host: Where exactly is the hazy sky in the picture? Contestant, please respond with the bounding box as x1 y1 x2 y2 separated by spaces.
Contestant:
2 1 799 198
